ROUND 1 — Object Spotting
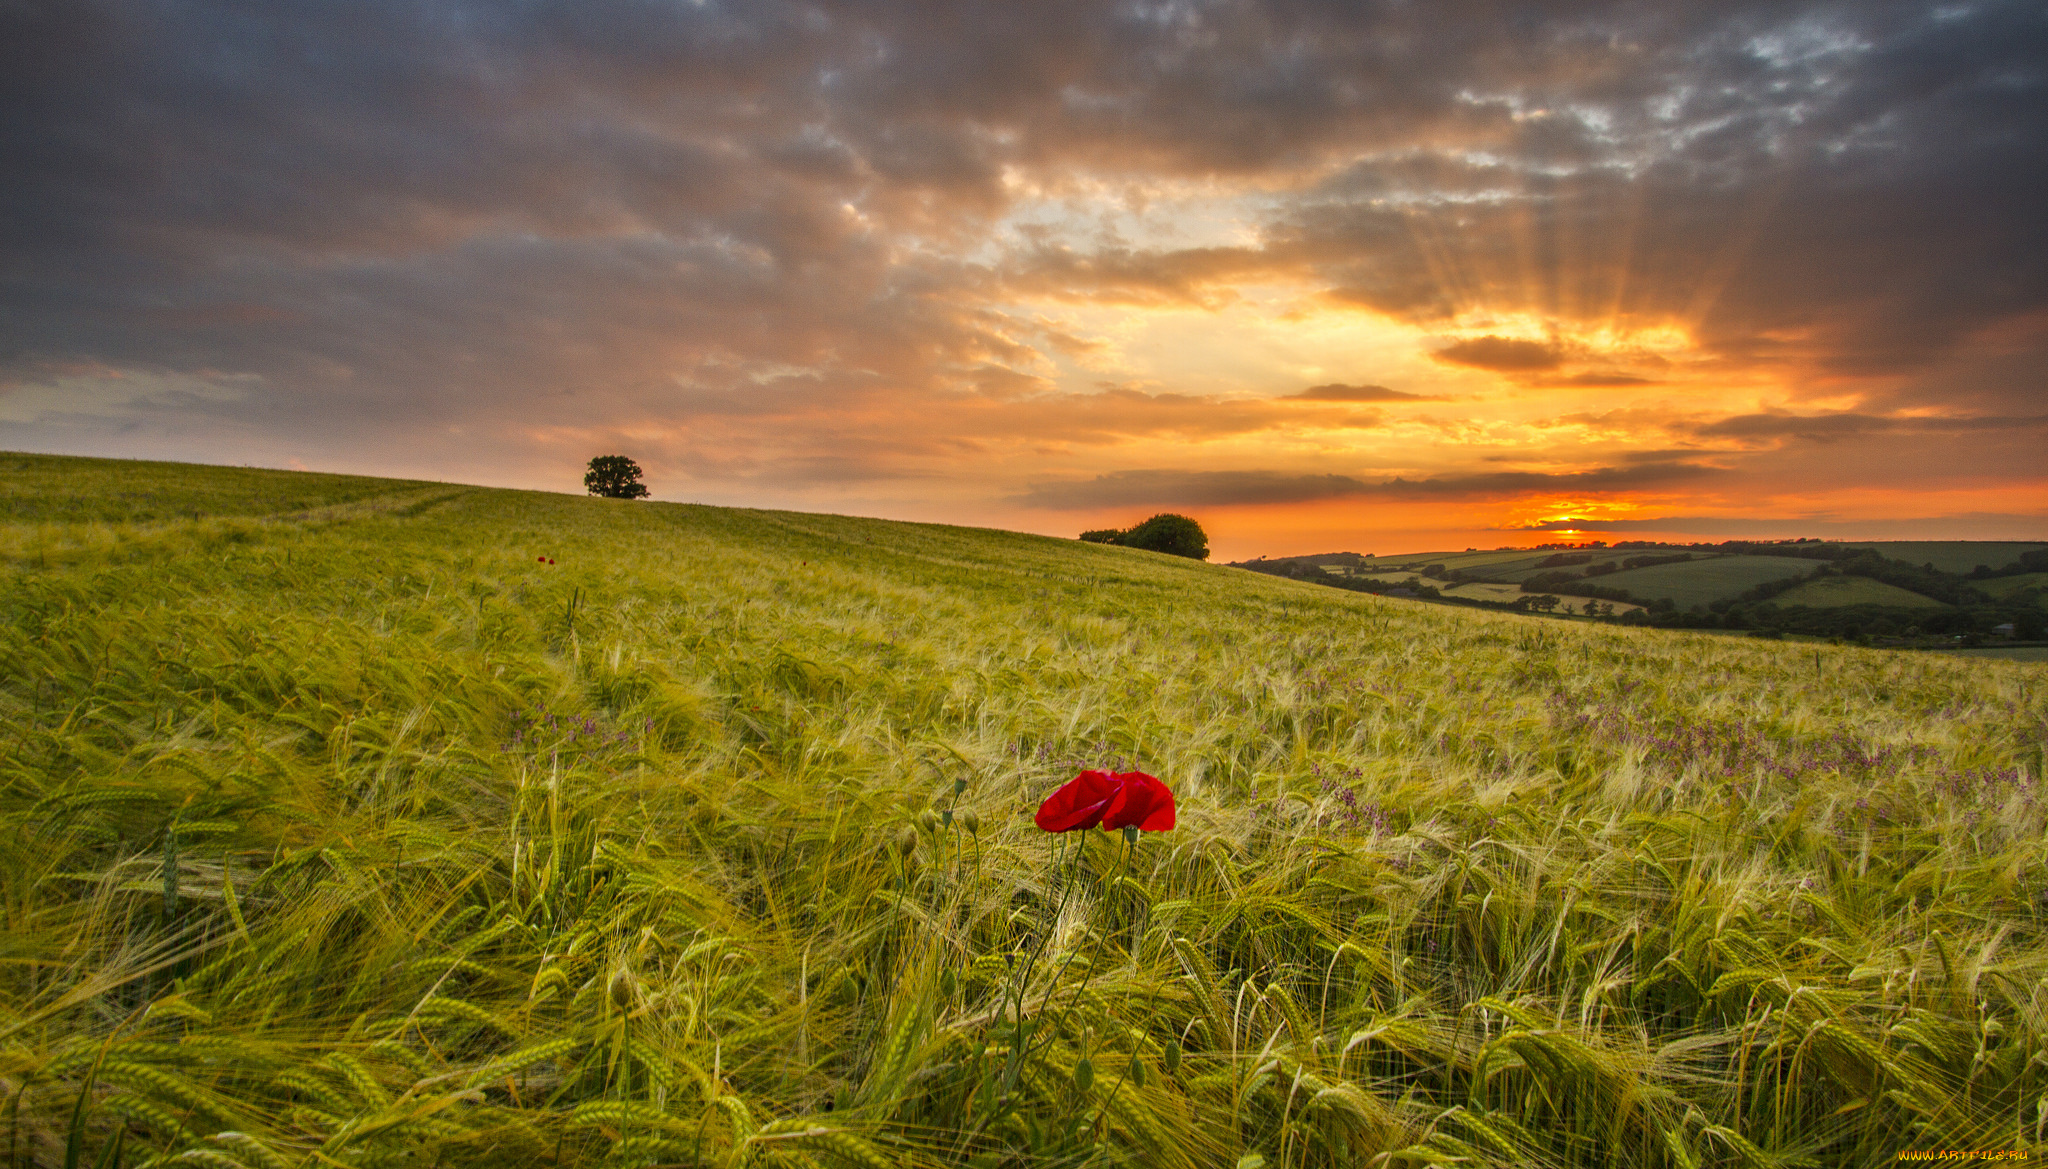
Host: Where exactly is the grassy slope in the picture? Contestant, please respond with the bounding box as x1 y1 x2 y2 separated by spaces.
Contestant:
1436 580 1530 604
0 451 443 523
1594 554 1826 610
1975 573 2048 604
1378 550 1535 572
1840 542 2048 575
3 454 2047 1167
1770 575 1950 609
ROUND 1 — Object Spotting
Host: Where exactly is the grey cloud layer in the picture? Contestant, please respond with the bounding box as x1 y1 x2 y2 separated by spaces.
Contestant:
1691 411 2048 443
1013 461 1721 510
2 0 2043 489
1515 513 2048 537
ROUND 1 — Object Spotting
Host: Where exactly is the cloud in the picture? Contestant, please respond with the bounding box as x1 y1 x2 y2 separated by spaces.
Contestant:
1014 470 1377 509
998 244 1287 308
1431 337 1564 373
954 387 1386 446
1286 383 1442 402
1014 461 1721 509
0 367 256 424
1513 513 2048 538
1553 372 1658 388
1692 411 2048 443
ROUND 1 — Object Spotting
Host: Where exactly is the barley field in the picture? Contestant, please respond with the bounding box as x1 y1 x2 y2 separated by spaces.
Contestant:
3 454 2045 1168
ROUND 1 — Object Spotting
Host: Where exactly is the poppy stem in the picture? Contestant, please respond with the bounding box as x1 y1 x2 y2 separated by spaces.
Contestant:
1000 830 1086 1091
1017 828 1127 1077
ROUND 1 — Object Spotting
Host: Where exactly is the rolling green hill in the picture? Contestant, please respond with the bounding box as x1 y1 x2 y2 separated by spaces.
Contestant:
1770 574 1949 609
1260 542 2048 616
3 453 2044 1167
1584 553 1825 609
1839 541 2048 574
0 450 439 523
1974 572 2048 605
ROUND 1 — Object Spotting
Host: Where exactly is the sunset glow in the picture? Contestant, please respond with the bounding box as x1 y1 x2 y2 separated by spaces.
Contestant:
3 0 2043 557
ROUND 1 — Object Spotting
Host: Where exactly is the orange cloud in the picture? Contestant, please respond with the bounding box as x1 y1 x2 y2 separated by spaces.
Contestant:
1431 336 1564 373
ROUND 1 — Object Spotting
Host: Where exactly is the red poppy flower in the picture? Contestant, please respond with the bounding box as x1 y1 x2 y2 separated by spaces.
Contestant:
1034 770 1120 832
1102 771 1175 832
538 555 546 562
1035 770 1175 833
548 558 556 565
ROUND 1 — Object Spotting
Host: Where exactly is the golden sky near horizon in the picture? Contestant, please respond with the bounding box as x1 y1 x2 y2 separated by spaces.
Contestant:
2 0 2043 559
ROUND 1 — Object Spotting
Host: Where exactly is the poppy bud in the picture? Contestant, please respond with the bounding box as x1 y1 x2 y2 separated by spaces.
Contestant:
1129 1056 1145 1088
940 968 957 998
916 809 938 834
960 810 980 835
607 967 636 1011
895 828 917 858
953 778 968 796
1164 1040 1182 1073
1073 1057 1093 1092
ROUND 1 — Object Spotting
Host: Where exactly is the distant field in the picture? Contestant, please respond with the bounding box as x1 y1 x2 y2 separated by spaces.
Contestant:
1840 541 2048 574
1592 553 1826 609
1477 553 1636 583
1438 580 1529 604
1435 579 1646 613
1363 550 1635 583
1974 572 2048 600
1293 540 2048 616
1411 550 1524 568
1770 575 1947 609
1347 570 1427 586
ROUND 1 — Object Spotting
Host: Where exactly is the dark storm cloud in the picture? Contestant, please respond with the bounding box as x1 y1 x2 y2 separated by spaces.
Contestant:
1 0 2043 492
1014 461 1720 509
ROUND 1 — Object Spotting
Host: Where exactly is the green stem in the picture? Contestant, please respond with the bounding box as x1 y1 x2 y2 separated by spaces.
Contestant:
1019 829 1139 1077
999 831 1083 1091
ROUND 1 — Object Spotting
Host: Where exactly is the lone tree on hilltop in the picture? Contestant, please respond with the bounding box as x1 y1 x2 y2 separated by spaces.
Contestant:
1077 513 1209 560
584 455 650 499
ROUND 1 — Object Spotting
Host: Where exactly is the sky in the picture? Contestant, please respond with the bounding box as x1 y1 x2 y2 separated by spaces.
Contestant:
3 0 2044 561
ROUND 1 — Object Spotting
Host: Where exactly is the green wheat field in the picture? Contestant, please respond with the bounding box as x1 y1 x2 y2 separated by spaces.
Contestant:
3 452 2045 1168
